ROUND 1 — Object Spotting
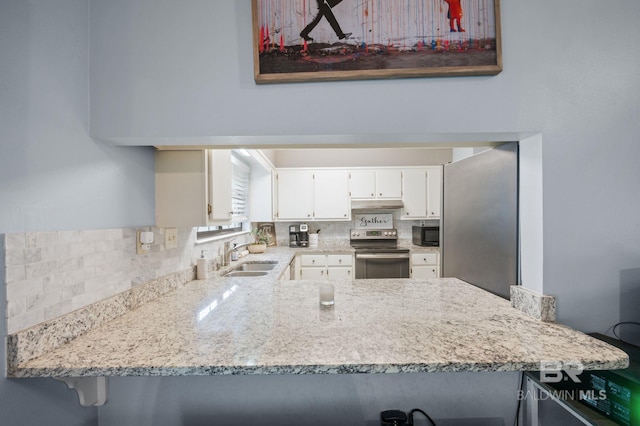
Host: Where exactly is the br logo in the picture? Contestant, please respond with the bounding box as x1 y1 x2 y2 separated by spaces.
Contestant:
539 360 584 383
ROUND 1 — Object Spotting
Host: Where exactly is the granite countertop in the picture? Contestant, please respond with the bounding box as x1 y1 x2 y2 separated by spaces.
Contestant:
8 248 628 377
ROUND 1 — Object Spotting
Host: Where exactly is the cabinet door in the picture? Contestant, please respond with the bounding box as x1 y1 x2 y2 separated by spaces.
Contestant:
275 171 314 220
208 150 233 222
412 266 439 279
426 166 442 219
300 267 326 280
327 267 352 281
349 170 376 198
155 150 208 227
314 171 350 220
401 169 428 219
375 170 403 198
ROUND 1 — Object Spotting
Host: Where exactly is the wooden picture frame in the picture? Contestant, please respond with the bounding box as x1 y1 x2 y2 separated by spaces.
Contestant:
256 222 277 246
253 0 502 84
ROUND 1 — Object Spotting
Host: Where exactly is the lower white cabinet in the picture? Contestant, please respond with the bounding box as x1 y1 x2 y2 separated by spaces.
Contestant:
298 253 353 280
411 252 440 279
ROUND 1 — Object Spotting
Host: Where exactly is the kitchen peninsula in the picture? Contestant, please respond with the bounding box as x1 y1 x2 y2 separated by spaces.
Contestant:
7 248 628 380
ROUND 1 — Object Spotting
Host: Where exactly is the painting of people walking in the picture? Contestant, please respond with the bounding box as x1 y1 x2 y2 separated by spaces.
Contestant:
253 0 502 83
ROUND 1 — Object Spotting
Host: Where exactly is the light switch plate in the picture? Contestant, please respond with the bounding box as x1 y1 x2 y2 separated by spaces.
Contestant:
165 228 178 249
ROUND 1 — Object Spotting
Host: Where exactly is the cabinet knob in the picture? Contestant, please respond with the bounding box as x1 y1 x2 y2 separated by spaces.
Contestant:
338 259 342 263
379 193 382 196
406 212 409 215
344 214 347 217
321 270 324 275
371 193 374 196
312 259 315 263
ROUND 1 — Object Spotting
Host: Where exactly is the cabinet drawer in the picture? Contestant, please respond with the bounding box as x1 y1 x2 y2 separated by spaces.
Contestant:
327 254 352 267
300 255 327 267
411 253 438 265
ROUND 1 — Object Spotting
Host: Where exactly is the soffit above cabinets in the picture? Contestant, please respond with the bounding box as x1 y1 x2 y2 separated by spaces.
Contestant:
112 131 534 149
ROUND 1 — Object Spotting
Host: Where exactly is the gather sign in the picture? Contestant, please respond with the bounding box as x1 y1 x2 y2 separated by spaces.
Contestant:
354 214 393 229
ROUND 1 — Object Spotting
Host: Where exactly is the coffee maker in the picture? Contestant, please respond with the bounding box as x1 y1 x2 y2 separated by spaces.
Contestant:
289 224 309 248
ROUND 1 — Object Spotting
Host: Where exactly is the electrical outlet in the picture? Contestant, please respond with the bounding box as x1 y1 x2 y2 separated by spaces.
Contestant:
165 228 178 249
136 230 154 254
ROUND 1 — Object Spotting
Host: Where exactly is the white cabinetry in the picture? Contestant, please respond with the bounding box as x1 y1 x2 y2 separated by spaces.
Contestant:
208 150 233 222
349 169 403 199
401 169 428 219
155 150 210 227
298 254 353 280
411 252 440 279
314 171 351 220
401 167 442 220
155 149 241 227
273 170 350 221
426 166 442 219
273 170 315 220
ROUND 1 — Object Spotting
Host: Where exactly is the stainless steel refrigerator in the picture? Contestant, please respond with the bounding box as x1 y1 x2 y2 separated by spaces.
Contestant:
442 143 519 299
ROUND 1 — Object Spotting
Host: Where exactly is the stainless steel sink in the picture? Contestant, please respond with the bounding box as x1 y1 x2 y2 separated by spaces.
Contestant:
232 261 277 272
223 271 269 277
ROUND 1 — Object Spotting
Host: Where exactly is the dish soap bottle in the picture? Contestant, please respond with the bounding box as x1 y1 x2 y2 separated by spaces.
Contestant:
197 250 208 280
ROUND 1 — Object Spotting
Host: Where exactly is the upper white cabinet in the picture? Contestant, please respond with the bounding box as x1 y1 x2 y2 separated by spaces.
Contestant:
273 170 350 221
273 170 314 220
349 169 402 199
155 149 243 227
314 171 351 220
155 150 209 227
426 166 442 219
401 166 442 220
349 170 375 198
208 150 233 222
401 169 428 219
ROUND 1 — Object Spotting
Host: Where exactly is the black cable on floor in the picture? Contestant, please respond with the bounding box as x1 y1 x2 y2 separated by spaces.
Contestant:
408 408 436 426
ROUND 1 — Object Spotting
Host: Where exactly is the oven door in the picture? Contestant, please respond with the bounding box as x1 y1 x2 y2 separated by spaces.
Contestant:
354 251 410 279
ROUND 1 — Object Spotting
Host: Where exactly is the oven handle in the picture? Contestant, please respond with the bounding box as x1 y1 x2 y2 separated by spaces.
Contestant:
355 253 410 260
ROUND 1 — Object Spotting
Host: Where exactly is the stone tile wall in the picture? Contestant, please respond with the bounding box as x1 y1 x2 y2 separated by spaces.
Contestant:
3 227 247 334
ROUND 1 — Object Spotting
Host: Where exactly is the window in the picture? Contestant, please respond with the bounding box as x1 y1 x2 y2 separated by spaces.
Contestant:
196 152 250 240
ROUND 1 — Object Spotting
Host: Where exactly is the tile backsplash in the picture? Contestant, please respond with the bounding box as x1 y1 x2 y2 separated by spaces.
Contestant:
2 227 247 334
3 214 431 334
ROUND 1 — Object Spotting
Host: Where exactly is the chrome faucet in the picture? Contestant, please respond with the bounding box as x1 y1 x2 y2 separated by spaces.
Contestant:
222 241 234 267
223 240 250 266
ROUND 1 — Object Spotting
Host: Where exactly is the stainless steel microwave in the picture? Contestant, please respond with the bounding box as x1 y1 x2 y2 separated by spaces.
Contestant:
412 226 440 247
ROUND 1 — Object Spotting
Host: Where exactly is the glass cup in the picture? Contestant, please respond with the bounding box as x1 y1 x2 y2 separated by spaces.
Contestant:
319 283 335 306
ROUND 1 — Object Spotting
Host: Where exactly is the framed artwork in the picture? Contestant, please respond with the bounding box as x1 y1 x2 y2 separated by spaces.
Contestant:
255 222 277 246
252 0 502 84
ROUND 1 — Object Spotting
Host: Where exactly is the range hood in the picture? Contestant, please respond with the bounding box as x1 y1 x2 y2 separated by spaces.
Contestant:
351 199 404 211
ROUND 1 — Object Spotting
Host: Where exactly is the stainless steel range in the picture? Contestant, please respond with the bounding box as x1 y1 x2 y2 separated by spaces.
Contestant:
350 228 410 279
